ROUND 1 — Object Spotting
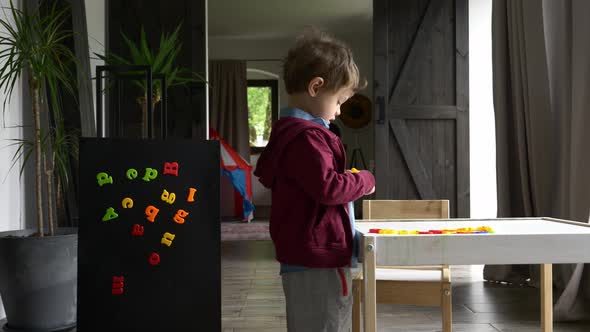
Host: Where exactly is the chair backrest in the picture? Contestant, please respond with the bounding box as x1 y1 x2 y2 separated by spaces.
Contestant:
361 200 451 271
362 200 450 220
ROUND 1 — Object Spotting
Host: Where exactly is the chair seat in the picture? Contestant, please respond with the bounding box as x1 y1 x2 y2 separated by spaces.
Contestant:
376 268 442 281
352 267 443 282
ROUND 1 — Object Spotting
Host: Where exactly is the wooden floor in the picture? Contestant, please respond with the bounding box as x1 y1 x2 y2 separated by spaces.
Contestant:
222 240 590 332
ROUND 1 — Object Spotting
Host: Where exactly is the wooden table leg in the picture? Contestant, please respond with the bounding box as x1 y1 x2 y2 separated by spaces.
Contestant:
352 279 362 332
541 264 553 332
441 265 452 332
363 236 376 332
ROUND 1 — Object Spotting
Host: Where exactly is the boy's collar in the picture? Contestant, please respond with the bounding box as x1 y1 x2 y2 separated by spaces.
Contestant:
280 107 329 128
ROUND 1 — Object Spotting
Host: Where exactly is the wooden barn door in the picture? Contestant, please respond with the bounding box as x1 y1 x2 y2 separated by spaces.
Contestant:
373 0 470 217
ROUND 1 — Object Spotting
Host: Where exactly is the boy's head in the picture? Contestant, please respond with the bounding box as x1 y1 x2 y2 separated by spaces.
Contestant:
283 28 366 123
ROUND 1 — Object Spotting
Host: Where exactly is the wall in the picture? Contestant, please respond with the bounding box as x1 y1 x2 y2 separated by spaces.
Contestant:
85 0 105 123
469 0 497 218
0 0 25 319
0 63 22 322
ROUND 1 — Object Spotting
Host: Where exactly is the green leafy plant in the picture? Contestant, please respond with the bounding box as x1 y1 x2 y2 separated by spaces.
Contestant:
95 23 205 137
0 0 78 236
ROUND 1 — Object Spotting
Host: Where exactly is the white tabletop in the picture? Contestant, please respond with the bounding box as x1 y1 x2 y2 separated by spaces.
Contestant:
356 217 590 236
356 217 590 265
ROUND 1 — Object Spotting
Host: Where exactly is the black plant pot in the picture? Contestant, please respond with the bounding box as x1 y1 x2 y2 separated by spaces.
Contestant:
0 228 77 331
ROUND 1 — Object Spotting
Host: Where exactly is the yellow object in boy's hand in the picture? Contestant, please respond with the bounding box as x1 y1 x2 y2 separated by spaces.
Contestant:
350 168 360 173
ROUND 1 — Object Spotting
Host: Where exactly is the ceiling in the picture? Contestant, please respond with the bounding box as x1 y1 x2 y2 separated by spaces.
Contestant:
208 0 372 40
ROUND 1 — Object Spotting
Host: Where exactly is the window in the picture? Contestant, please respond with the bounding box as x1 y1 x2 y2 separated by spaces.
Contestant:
247 80 278 153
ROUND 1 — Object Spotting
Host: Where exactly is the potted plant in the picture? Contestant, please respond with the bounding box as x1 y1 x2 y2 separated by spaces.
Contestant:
95 23 206 138
0 1 78 330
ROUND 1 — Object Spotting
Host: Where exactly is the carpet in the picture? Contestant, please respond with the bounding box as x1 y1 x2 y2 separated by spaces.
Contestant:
221 221 270 241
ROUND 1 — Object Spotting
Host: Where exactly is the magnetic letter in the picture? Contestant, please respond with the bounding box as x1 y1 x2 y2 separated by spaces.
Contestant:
142 168 158 182
161 232 175 247
102 207 119 222
187 187 197 202
96 172 113 186
122 197 134 209
163 162 179 176
149 253 160 266
112 276 124 286
112 276 124 295
145 205 160 223
161 189 176 204
126 168 138 180
173 209 189 224
131 224 144 236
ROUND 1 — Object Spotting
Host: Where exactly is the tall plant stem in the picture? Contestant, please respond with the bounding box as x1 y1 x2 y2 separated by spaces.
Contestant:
30 71 44 237
44 151 55 236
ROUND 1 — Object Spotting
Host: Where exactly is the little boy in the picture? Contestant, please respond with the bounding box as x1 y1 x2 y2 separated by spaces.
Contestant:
254 29 375 332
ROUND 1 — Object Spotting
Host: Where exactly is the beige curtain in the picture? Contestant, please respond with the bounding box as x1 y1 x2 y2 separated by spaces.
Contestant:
209 60 250 161
485 0 590 321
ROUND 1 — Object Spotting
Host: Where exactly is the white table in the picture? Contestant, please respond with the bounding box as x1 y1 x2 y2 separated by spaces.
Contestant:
356 217 590 332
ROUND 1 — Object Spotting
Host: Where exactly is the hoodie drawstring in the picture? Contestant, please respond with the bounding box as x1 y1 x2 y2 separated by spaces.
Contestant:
337 268 348 297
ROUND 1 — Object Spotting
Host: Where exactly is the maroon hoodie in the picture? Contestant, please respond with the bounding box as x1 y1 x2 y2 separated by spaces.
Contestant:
254 117 375 268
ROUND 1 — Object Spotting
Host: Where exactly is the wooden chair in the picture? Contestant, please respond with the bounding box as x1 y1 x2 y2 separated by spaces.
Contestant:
352 200 452 332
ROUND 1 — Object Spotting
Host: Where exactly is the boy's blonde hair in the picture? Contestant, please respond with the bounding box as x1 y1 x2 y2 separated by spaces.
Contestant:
283 28 366 94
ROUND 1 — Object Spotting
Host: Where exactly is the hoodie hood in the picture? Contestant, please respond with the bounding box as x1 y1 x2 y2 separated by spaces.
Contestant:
254 117 333 188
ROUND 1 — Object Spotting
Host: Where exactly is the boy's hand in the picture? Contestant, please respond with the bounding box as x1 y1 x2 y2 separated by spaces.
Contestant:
347 168 375 195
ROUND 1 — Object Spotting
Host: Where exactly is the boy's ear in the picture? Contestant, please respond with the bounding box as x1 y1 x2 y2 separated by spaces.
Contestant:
307 77 324 97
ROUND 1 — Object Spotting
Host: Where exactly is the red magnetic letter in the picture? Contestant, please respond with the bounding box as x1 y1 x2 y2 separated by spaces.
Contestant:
163 162 179 176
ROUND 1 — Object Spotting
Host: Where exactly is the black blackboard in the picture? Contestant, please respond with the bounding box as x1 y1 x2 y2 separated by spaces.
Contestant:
78 138 220 331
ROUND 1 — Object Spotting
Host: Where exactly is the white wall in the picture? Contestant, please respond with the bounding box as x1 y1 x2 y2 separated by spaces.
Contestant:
0 68 23 323
469 0 497 218
0 76 24 232
85 0 105 129
0 0 25 320
0 67 24 228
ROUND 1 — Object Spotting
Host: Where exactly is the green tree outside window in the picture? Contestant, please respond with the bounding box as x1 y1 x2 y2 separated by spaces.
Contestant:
247 86 272 147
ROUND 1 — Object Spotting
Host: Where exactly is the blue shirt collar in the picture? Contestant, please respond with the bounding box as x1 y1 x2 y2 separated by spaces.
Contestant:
280 107 329 129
